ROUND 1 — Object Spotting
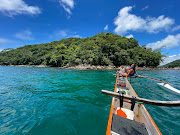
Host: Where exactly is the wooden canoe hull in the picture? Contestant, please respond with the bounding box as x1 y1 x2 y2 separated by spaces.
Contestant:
106 76 161 135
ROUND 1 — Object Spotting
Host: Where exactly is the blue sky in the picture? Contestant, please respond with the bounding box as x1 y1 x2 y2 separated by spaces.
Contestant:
0 0 180 65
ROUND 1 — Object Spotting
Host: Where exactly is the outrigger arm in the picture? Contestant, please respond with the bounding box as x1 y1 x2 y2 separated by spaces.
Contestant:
102 90 180 107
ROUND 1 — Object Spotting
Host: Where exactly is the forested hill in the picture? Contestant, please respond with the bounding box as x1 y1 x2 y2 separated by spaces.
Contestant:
162 59 180 68
0 32 163 67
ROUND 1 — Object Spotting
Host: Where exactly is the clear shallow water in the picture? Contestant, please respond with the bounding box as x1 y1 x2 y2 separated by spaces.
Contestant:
0 66 179 135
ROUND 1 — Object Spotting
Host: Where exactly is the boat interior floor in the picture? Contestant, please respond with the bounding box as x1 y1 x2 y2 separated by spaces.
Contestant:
117 86 129 90
111 114 149 135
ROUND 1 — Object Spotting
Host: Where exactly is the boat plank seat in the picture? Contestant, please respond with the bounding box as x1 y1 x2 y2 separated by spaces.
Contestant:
111 114 149 135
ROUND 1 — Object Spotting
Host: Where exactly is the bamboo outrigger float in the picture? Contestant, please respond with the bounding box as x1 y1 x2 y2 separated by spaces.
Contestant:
102 75 180 135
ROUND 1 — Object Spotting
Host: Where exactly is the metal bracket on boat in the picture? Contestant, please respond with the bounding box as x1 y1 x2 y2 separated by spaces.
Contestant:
118 91 124 107
131 96 136 111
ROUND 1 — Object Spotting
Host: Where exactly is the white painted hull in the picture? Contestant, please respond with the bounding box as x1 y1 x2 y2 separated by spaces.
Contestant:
157 83 180 95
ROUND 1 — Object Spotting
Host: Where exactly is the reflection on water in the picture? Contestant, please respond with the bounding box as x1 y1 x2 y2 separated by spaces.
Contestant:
0 66 179 135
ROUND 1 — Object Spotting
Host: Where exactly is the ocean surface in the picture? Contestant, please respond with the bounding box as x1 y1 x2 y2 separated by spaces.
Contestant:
0 66 179 135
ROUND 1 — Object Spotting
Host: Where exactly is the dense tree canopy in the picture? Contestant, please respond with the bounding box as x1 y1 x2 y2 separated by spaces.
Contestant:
0 32 163 67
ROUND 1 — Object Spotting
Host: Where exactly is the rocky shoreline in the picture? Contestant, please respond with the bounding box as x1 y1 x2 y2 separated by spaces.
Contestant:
1 64 180 70
64 65 180 70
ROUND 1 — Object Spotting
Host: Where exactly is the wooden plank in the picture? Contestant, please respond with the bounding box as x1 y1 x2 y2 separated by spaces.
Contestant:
101 90 180 107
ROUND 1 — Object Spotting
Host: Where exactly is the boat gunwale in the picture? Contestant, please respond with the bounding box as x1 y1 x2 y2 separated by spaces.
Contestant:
106 75 118 135
126 76 162 135
106 76 162 135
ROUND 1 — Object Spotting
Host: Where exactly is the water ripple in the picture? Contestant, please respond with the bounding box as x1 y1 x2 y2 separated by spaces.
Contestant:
0 66 179 135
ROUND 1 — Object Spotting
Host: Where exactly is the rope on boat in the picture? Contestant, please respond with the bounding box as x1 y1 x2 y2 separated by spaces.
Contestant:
138 75 180 88
101 90 180 107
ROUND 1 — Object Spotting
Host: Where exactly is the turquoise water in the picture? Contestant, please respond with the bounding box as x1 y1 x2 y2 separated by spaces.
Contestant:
0 66 179 135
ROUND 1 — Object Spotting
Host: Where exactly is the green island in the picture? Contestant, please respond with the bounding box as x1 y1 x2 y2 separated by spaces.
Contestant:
0 32 163 67
161 59 180 68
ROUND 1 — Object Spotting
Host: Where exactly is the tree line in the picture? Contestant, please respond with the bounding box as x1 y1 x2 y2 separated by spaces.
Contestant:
0 32 164 67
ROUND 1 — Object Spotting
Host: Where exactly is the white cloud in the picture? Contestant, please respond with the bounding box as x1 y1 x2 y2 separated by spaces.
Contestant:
52 30 82 39
61 0 74 8
67 35 82 38
147 34 180 50
61 4 71 14
59 0 74 15
15 30 33 40
0 38 13 43
126 34 134 38
141 5 149 11
71 35 82 38
171 25 180 32
114 6 174 35
0 0 41 17
146 15 174 33
104 24 108 31
56 30 68 37
160 54 180 66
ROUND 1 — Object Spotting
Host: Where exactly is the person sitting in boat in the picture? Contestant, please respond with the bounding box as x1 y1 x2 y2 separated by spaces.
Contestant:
117 65 125 74
121 64 139 77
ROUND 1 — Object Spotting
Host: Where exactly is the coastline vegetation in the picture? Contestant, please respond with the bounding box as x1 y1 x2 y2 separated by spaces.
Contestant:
161 59 180 68
0 32 163 67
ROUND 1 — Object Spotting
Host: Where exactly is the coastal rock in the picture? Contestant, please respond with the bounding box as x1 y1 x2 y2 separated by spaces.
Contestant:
1 65 180 70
